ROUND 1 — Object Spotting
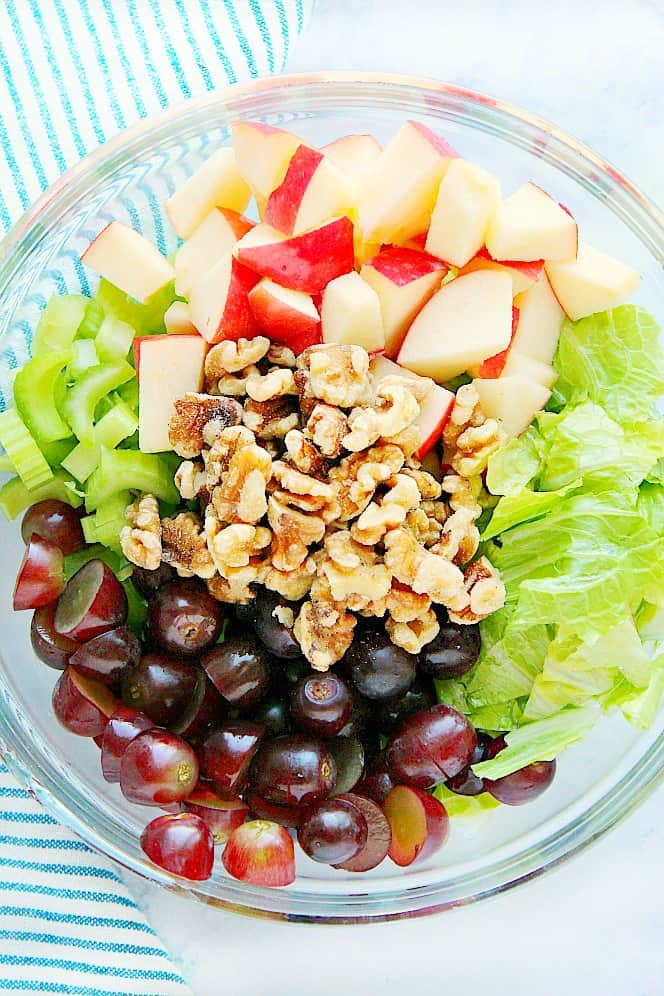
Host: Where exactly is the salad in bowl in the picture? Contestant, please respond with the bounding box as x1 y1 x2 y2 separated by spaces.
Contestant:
1 105 663 890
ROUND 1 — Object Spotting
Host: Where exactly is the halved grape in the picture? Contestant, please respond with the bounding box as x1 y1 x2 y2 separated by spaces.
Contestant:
54 559 127 641
21 500 85 555
70 626 141 684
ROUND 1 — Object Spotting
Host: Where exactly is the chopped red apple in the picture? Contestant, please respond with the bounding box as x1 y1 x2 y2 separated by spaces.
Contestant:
471 305 520 378
501 351 557 389
134 334 207 452
321 271 384 353
234 216 355 294
174 208 254 296
371 355 454 458
397 270 513 382
545 241 640 320
512 273 564 364
459 247 544 296
425 159 501 267
402 231 429 251
322 134 382 188
264 145 355 235
81 222 174 304
248 278 321 354
359 121 459 245
486 182 578 262
473 375 551 439
165 148 251 240
189 253 260 344
164 301 195 335
222 819 295 887
384 785 449 867
361 247 447 358
231 121 302 201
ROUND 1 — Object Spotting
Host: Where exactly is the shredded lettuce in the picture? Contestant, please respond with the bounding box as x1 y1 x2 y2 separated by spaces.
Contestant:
433 784 500 818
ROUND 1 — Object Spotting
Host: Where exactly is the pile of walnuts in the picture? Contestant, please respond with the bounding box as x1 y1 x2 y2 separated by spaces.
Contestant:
121 337 506 671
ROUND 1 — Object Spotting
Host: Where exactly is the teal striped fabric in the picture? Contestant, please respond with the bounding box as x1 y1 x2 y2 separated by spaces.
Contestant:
0 2 310 991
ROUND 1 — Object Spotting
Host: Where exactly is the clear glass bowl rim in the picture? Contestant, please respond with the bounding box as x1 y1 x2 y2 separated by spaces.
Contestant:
0 72 662 923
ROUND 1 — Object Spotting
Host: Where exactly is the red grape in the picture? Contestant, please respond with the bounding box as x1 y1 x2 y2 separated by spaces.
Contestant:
240 591 302 659
69 626 141 685
354 753 400 805
141 813 214 880
199 721 264 799
31 604 79 670
250 697 291 738
376 681 435 734
298 798 367 864
419 619 481 678
13 534 65 610
148 580 224 656
202 636 272 710
52 667 118 737
222 820 295 887
245 791 303 828
485 759 557 805
54 560 127 641
291 673 353 738
386 705 477 788
170 676 225 740
21 500 85 555
131 562 176 599
184 785 249 844
121 651 202 727
384 785 449 867
248 735 336 809
344 627 416 701
333 793 391 872
328 735 364 795
120 729 199 806
100 706 154 783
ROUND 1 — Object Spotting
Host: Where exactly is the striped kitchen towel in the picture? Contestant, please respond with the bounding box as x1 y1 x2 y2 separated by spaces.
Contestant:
0 2 311 992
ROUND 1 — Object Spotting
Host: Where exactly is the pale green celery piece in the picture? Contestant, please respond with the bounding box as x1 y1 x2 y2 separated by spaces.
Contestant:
39 437 76 468
14 349 73 444
81 515 98 544
76 298 106 339
32 294 87 353
61 442 100 484
116 378 139 413
472 705 599 780
62 360 134 444
0 453 14 472
68 339 99 379
85 447 178 511
61 399 139 482
0 410 53 490
95 315 135 362
0 470 82 520
95 278 175 334
93 490 132 549
433 784 499 818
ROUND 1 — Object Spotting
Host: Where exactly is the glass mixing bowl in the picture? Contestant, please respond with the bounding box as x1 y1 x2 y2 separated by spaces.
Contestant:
0 73 662 923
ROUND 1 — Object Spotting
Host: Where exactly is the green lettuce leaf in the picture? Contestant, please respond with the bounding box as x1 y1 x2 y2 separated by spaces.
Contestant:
465 616 550 706
482 482 580 540
485 425 544 496
621 658 664 729
433 784 499 818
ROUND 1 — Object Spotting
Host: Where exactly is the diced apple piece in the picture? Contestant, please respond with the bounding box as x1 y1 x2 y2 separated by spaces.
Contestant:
354 238 382 268
398 271 513 383
231 121 302 201
189 253 260 343
235 217 355 294
361 247 447 357
370 355 454 458
403 231 428 251
248 278 321 354
264 145 355 235
359 121 460 245
174 208 254 296
135 335 207 452
512 273 564 365
321 272 384 352
165 149 251 240
486 182 578 262
459 247 544 296
473 375 551 439
425 160 501 268
501 351 557 389
81 222 174 304
470 305 520 378
322 134 382 188
164 301 195 334
545 241 639 320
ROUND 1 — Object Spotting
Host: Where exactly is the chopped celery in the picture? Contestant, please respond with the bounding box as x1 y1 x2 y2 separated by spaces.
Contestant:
14 349 73 444
62 399 138 483
0 409 53 490
116 378 139 413
68 339 99 379
32 294 87 353
0 469 82 520
95 314 135 362
40 437 76 468
123 579 148 635
93 490 131 550
76 299 106 339
96 278 175 334
81 515 99 544
64 543 132 581
61 442 99 483
62 359 134 444
85 447 178 511
0 453 14 472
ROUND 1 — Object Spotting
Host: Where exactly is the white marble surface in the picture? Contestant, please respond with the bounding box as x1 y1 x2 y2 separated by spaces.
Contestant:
123 3 664 993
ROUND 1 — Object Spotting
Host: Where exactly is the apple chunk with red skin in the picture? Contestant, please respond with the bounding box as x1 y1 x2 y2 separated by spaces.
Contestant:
165 148 251 240
264 144 355 236
81 222 174 304
359 120 459 245
234 217 355 294
248 278 321 354
175 208 254 296
189 253 260 344
501 351 557 390
459 247 544 296
134 334 207 453
545 241 639 320
384 785 450 867
425 158 501 268
486 182 578 262
361 247 447 358
231 121 303 202
512 273 564 365
321 134 382 188
321 271 384 353
371 355 454 459
398 270 513 383
471 305 520 378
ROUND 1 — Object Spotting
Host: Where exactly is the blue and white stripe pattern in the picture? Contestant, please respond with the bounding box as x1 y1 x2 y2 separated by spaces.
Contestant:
0 1 310 990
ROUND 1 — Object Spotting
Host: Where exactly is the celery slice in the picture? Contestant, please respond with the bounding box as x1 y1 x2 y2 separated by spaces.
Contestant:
0 453 14 472
62 359 134 444
76 299 106 340
14 349 73 445
96 278 175 334
61 442 99 483
81 515 99 544
64 543 132 581
95 315 135 362
40 437 76 468
32 294 87 353
62 398 138 482
93 490 131 550
85 447 178 511
0 470 82 520
68 339 99 379
116 378 139 414
0 409 53 490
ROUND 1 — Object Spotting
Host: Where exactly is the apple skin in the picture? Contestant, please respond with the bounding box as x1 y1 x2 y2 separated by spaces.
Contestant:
414 383 455 459
248 278 321 354
189 255 261 344
365 246 447 287
265 145 323 233
174 207 254 296
460 247 544 295
384 785 450 867
475 305 520 378
235 216 355 294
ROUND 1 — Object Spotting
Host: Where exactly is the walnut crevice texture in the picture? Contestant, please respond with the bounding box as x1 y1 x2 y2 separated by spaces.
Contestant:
122 341 506 668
